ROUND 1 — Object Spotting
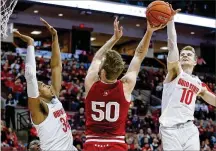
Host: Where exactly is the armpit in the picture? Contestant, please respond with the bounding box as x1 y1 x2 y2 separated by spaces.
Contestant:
40 101 49 115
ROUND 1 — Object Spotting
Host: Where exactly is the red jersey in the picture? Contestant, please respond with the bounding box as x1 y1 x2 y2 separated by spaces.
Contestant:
85 80 130 139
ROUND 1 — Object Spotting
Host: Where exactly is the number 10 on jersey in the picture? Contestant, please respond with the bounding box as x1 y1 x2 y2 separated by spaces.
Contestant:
91 101 120 122
180 88 194 105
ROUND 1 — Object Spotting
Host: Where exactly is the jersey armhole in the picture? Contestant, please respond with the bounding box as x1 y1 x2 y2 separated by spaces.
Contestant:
31 104 51 127
163 71 183 85
85 81 99 100
119 80 131 103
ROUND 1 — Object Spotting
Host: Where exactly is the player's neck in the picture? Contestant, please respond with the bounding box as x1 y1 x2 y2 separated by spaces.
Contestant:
182 65 194 75
101 79 117 84
39 96 52 103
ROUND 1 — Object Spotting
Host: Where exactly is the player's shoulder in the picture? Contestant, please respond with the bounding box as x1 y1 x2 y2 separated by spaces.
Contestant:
91 80 101 87
195 76 202 84
186 74 202 87
191 74 202 82
87 80 100 90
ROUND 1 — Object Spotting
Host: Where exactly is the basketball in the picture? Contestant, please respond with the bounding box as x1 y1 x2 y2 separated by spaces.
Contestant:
146 1 172 27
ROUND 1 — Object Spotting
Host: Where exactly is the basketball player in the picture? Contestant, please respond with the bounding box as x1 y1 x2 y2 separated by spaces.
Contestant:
14 18 77 150
159 4 216 150
84 17 166 151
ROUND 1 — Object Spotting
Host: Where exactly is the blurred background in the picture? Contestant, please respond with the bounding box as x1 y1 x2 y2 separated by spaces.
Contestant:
1 0 215 151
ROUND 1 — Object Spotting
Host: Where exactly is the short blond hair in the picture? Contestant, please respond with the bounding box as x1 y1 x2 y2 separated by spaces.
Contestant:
180 46 195 54
180 46 197 59
102 50 125 80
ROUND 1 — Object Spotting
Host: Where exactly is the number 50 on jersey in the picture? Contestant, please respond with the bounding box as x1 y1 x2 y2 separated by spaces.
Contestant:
91 101 120 122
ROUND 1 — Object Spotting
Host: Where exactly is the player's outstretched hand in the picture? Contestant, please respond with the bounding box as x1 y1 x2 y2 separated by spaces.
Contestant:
13 31 34 44
113 17 123 40
13 31 21 37
40 17 57 36
168 3 181 21
147 21 167 32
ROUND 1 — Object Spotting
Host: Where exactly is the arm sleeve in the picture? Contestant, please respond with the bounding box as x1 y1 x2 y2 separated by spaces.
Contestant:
25 45 39 98
167 20 179 62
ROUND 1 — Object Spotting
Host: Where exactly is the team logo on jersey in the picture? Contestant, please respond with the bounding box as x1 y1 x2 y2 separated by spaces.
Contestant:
103 91 109 96
53 108 66 118
178 78 199 94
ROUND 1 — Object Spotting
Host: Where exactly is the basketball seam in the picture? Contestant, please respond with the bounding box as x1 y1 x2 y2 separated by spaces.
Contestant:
148 4 169 8
146 4 170 15
147 3 169 12
150 10 171 16
149 12 160 24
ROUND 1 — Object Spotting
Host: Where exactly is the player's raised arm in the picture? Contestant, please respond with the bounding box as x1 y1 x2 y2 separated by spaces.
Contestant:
14 31 44 124
199 83 216 107
164 5 182 83
121 22 166 95
40 18 62 97
85 17 123 93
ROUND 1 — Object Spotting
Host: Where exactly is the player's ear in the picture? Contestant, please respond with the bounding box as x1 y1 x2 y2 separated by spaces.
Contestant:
101 69 106 79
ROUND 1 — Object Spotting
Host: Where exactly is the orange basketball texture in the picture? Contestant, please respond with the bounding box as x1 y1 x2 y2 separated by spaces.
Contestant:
146 1 172 26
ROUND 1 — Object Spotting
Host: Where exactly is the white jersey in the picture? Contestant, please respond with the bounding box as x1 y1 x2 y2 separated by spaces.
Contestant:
159 71 202 127
31 97 76 150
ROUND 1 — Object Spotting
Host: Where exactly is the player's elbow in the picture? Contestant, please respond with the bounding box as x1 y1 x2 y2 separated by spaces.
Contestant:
51 61 62 68
167 52 179 62
51 65 62 73
25 67 36 81
27 38 34 46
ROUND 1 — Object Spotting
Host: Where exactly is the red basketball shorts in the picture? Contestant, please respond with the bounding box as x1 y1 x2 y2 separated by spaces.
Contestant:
83 142 128 151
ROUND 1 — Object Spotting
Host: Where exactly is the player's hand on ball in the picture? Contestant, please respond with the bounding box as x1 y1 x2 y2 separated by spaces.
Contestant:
40 17 57 36
113 17 123 40
168 3 181 21
147 21 167 32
